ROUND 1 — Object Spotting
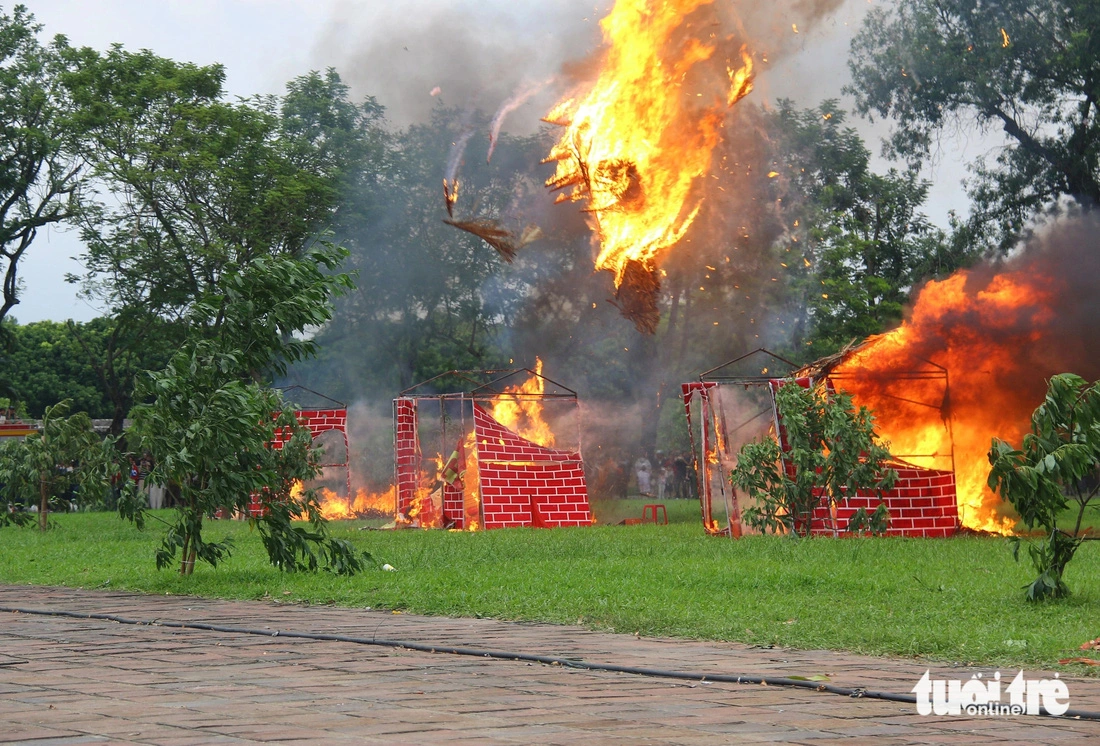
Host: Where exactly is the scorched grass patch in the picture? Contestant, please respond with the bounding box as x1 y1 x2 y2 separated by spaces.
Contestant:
0 510 1097 671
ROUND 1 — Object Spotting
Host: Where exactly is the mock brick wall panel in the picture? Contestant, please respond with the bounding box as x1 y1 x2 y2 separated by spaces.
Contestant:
247 407 351 518
442 482 465 529
394 398 419 512
473 405 591 530
389 398 591 531
807 466 959 537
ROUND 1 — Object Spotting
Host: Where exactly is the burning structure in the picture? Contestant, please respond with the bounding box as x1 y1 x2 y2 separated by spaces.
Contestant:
393 364 591 530
244 387 353 519
685 349 959 538
543 0 757 333
824 216 1100 536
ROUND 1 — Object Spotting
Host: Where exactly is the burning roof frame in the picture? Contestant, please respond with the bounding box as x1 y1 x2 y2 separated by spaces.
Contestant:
398 368 579 402
395 368 584 517
687 346 956 537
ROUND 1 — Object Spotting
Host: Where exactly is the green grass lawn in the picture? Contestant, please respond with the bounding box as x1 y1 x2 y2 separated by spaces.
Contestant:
1 505 1098 672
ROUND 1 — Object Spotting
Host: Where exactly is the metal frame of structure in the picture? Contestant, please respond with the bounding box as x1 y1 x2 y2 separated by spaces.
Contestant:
685 347 954 537
394 368 583 525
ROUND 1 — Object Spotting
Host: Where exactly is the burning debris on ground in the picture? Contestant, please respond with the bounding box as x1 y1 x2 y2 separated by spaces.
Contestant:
298 485 397 522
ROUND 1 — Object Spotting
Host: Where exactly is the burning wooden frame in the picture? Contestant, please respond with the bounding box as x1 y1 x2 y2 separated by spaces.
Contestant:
684 348 960 538
394 368 592 530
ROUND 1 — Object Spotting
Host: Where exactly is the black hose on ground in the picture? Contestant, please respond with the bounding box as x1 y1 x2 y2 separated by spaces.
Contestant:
3 605 1099 722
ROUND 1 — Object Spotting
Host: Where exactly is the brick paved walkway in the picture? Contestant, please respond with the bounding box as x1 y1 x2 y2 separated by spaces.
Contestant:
1 585 1098 744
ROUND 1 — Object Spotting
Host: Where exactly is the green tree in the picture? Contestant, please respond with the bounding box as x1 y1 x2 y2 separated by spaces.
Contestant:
764 101 958 357
0 319 108 417
125 245 363 576
0 317 176 421
65 53 383 319
0 5 84 325
59 52 384 430
848 0 1100 250
988 373 1100 600
731 381 897 537
65 316 181 433
0 399 113 530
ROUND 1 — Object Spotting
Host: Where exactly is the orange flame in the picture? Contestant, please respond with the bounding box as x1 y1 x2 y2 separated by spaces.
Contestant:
292 482 396 521
490 357 555 447
405 486 444 529
462 429 481 531
544 0 754 285
405 453 446 528
834 270 1063 535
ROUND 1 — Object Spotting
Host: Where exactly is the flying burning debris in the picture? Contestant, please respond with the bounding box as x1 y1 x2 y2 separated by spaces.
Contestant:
443 218 542 263
834 216 1100 534
544 0 755 333
442 121 477 217
443 179 459 218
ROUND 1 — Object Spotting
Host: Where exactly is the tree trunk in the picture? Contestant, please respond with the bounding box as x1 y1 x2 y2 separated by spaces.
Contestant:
38 477 48 531
109 399 127 438
180 531 194 576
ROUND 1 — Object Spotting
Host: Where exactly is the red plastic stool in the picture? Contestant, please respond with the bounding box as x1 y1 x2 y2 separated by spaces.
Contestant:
642 504 667 524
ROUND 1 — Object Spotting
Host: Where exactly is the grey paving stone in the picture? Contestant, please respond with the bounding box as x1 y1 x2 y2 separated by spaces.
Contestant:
0 585 1097 744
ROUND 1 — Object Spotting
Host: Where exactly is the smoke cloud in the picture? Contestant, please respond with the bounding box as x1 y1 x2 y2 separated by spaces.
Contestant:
295 0 904 481
315 0 853 133
313 1 603 130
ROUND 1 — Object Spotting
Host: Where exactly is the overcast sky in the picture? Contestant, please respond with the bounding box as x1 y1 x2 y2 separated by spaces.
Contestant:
15 0 997 324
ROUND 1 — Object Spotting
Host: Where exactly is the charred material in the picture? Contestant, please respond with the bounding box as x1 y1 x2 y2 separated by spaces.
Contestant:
610 259 661 335
444 218 530 262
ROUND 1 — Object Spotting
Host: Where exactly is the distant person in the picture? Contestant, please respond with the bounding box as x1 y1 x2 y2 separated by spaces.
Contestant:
672 455 691 499
634 456 652 496
139 453 166 509
656 452 671 501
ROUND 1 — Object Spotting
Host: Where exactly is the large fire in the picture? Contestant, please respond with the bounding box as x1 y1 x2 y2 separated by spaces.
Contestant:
489 357 555 447
293 482 397 521
321 485 396 521
544 0 754 330
834 268 1062 535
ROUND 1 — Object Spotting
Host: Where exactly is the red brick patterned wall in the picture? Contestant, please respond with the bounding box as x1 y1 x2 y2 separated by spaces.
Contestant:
762 378 960 537
247 408 350 518
809 466 959 537
394 398 419 513
443 480 465 528
473 405 591 529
